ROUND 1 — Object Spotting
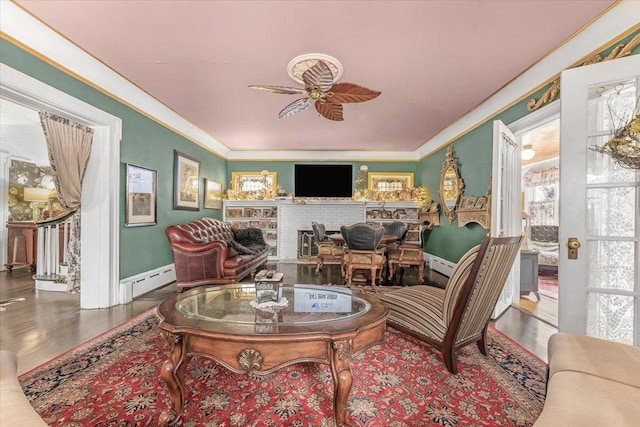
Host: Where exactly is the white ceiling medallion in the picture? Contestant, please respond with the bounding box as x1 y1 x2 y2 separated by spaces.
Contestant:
287 53 344 84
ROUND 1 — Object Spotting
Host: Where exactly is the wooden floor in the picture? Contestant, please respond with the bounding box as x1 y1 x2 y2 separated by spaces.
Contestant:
0 262 556 375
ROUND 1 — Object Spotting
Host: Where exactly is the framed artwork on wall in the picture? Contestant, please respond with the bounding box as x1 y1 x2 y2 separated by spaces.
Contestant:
173 150 200 210
204 179 222 209
125 163 157 227
460 195 477 210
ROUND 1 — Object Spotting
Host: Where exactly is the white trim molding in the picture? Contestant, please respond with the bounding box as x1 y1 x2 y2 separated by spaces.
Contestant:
3 1 638 161
0 63 122 309
118 264 176 303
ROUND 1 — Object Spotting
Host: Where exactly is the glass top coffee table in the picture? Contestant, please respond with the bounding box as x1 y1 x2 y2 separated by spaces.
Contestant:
155 283 388 427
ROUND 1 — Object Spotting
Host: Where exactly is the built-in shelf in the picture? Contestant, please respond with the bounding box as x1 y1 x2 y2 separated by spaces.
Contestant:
223 201 279 259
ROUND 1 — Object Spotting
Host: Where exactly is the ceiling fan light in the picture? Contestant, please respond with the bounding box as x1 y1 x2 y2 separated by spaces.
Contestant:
287 53 344 84
521 144 535 160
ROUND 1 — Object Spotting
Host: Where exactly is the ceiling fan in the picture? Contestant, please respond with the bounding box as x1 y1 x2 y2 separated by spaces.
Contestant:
249 60 381 121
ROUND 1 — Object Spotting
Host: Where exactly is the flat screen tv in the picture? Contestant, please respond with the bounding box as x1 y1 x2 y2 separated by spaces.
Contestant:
295 164 353 198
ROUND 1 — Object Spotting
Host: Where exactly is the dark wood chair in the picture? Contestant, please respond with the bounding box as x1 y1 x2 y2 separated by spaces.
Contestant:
387 222 432 285
311 222 344 274
379 235 522 373
340 223 385 289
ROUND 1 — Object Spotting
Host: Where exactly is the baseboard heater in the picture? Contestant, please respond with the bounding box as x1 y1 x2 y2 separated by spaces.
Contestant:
118 264 176 303
426 254 455 277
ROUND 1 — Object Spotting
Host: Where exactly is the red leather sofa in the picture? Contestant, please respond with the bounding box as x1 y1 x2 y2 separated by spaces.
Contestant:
165 218 269 291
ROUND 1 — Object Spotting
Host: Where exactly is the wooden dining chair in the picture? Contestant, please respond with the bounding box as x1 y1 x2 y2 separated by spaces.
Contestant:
387 222 433 285
311 222 344 274
340 223 386 289
379 235 522 373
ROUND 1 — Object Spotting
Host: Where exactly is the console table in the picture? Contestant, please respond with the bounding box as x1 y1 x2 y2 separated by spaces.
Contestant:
5 221 37 272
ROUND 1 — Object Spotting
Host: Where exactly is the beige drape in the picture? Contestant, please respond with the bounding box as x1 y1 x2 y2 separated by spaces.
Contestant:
39 112 94 292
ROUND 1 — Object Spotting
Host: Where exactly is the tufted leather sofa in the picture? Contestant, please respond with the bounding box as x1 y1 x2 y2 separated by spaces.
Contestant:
166 218 269 291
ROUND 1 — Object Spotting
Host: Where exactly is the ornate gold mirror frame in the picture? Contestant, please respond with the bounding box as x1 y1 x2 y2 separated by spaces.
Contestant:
439 147 464 224
367 172 414 192
229 171 277 200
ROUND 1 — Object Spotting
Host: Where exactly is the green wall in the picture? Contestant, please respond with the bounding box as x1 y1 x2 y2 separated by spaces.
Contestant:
3 27 637 276
227 160 418 195
1 38 227 279
416 29 640 263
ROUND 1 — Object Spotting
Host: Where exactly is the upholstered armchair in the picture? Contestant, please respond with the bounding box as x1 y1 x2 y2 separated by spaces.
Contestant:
383 221 408 251
340 223 386 289
311 222 344 274
379 236 521 373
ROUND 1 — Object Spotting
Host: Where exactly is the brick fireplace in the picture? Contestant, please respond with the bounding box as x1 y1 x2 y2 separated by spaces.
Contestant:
279 202 364 260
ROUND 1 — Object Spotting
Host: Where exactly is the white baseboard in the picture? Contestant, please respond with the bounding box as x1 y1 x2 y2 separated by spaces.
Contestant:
118 264 176 303
426 254 455 277
35 279 67 292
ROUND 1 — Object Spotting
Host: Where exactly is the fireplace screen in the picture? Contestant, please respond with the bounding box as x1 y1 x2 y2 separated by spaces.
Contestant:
297 229 339 260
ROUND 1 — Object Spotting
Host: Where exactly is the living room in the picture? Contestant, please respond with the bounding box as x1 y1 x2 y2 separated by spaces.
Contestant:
1 1 639 426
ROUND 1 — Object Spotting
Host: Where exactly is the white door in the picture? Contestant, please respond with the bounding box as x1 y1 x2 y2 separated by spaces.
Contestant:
491 120 521 317
559 54 640 345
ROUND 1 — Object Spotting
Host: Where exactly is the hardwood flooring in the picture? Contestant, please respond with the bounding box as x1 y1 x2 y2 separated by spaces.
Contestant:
0 261 556 375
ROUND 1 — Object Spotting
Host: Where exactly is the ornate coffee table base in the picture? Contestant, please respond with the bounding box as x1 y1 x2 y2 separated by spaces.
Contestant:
158 332 362 427
154 283 388 427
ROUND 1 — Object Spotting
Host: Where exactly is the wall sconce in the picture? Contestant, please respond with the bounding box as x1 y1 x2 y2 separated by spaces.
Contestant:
521 144 535 161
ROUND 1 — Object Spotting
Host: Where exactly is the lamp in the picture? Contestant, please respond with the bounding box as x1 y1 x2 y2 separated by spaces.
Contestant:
521 144 535 161
23 187 51 221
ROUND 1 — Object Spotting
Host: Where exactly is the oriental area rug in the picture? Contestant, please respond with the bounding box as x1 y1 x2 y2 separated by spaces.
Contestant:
20 309 546 426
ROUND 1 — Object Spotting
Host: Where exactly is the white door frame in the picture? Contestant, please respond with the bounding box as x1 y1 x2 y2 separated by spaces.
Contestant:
559 54 640 342
507 101 560 304
0 64 122 309
491 120 520 317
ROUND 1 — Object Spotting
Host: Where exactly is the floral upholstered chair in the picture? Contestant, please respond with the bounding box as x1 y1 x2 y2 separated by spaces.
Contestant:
311 222 344 274
340 222 386 289
379 235 521 373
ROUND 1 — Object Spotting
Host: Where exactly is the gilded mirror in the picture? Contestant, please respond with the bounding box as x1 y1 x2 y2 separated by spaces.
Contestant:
439 147 464 223
368 172 414 192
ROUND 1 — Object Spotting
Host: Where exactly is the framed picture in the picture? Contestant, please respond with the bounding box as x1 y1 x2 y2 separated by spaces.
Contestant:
125 163 157 227
475 196 488 210
173 150 200 210
204 179 222 209
461 195 477 209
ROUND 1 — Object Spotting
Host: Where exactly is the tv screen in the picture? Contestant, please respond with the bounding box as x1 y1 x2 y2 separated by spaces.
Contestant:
295 164 353 198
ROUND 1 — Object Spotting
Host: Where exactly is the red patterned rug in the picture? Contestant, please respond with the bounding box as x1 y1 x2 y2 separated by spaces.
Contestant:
20 310 546 426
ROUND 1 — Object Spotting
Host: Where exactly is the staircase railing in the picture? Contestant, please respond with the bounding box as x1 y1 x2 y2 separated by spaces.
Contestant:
33 210 75 281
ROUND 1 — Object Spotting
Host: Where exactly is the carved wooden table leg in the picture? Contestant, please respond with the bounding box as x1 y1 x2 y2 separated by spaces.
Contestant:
159 332 189 427
330 339 353 427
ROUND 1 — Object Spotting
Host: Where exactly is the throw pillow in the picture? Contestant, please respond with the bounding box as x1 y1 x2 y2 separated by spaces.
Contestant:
233 227 266 246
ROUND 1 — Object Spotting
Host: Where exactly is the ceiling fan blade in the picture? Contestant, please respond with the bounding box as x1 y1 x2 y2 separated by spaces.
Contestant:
249 85 307 95
315 100 343 121
329 83 381 103
302 61 334 93
279 98 313 118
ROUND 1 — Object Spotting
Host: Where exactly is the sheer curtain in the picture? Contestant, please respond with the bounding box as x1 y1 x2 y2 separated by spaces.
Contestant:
39 112 94 292
523 166 559 226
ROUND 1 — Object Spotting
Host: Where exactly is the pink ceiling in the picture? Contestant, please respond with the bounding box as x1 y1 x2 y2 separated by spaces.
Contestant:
17 0 614 153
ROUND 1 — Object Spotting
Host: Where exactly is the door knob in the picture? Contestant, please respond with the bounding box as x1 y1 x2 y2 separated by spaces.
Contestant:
568 237 581 259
